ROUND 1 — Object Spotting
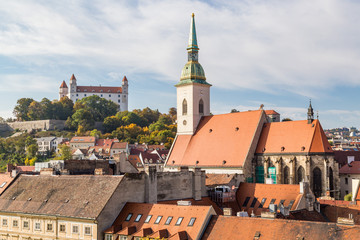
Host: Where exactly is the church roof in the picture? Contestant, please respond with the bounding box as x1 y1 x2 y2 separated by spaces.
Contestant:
187 13 199 51
264 110 279 115
255 119 333 154
166 110 265 168
60 80 68 88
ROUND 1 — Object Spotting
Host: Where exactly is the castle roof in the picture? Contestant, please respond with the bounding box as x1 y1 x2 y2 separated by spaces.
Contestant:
60 80 68 88
76 86 122 94
255 119 333 154
166 110 265 168
122 76 128 82
70 74 76 80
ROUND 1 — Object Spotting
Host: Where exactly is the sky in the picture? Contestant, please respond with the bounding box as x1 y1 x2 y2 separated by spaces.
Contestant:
1 0 360 129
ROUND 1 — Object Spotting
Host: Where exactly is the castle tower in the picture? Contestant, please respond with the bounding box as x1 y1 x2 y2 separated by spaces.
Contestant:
176 13 211 135
59 81 68 100
69 74 77 95
121 76 129 111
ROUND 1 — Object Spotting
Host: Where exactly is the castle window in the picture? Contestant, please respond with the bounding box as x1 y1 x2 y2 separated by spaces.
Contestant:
109 94 111 97
182 99 187 115
76 94 78 97
84 94 87 97
118 100 120 103
199 99 204 115
118 95 120 97
101 94 103 97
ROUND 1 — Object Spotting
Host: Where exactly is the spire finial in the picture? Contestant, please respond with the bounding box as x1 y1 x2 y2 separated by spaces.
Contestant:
187 13 199 51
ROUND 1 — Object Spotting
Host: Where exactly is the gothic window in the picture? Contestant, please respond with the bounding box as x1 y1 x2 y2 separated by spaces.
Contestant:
199 99 204 115
283 166 290 184
313 167 322 197
182 99 187 116
329 167 334 197
297 166 305 183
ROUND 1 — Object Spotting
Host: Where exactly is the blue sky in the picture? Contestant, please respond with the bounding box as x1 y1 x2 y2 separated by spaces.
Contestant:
1 0 360 129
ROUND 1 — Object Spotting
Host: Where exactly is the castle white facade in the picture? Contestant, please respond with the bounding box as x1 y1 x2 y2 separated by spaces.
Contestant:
59 74 128 111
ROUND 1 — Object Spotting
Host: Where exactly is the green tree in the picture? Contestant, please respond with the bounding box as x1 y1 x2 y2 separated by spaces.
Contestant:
134 107 160 125
40 98 54 119
57 144 72 160
344 192 352 201
90 129 101 138
26 144 38 159
103 116 122 133
27 101 44 120
78 95 118 121
71 109 95 131
168 107 177 123
59 96 74 119
117 111 147 127
282 118 293 122
13 98 34 121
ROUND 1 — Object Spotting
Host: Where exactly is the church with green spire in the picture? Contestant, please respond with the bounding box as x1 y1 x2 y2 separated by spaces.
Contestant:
176 13 211 135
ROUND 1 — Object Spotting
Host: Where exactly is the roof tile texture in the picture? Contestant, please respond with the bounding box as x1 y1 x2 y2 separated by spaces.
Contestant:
0 175 123 219
168 111 264 167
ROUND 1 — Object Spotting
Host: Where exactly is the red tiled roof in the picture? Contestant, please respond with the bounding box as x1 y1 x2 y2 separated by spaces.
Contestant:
128 155 142 169
236 183 302 215
339 161 360 174
206 174 236 187
264 110 279 115
159 197 223 215
0 173 16 195
122 76 128 82
112 142 128 149
70 136 96 143
16 166 35 172
70 74 76 80
256 120 333 154
106 202 215 240
167 111 265 167
76 86 122 94
201 215 360 240
60 80 68 88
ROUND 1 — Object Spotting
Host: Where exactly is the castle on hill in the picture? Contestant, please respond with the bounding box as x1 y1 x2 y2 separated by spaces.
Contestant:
59 74 128 111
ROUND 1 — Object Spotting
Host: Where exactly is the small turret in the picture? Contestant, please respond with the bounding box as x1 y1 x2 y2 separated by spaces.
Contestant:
122 76 128 94
59 81 68 100
307 100 314 124
69 74 77 94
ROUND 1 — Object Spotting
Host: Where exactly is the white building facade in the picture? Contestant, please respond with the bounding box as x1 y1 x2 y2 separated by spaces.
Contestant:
59 74 128 111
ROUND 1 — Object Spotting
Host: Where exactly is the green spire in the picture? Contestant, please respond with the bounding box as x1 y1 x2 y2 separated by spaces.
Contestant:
187 13 199 51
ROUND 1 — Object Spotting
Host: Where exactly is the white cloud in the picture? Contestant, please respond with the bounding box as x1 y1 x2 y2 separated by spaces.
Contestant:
0 74 57 93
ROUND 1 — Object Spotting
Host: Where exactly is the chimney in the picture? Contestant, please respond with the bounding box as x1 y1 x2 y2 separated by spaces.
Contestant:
223 208 233 216
145 166 157 203
11 170 18 178
193 167 202 201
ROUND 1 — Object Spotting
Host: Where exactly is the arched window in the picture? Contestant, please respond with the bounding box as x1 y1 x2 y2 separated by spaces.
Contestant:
182 99 187 116
313 167 322 197
283 166 290 184
297 166 305 183
199 99 204 115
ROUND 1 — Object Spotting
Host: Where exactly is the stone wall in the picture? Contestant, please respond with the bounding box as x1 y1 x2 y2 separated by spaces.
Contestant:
64 160 110 175
7 120 66 132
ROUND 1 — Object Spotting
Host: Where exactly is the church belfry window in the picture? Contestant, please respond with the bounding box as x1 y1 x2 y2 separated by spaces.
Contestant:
199 99 204 115
182 99 187 115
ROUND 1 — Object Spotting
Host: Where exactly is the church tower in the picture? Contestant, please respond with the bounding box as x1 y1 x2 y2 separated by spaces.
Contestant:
176 13 211 135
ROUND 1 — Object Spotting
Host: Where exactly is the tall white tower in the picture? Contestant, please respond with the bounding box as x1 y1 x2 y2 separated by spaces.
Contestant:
59 81 68 100
176 13 211 135
68 74 77 101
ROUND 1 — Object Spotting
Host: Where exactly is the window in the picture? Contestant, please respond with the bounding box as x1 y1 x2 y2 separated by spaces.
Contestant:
250 198 258 208
84 94 87 97
47 223 53 231
242 197 251 207
13 220 18 227
188 217 196 226
105 234 113 240
345 177 348 185
258 198 267 208
109 94 111 97
345 190 349 195
125 213 133 221
35 222 41 230
85 226 91 235
182 99 187 115
118 99 120 103
134 214 142 222
154 216 162 224
199 99 204 115
144 215 152 223
72 225 79 233
288 200 295 209
118 95 120 97
165 216 173 225
120 236 127 240
2 219 7 226
0 182 7 188
76 94 78 97
101 94 103 97
59 224 66 232
175 217 183 226
23 221 29 228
